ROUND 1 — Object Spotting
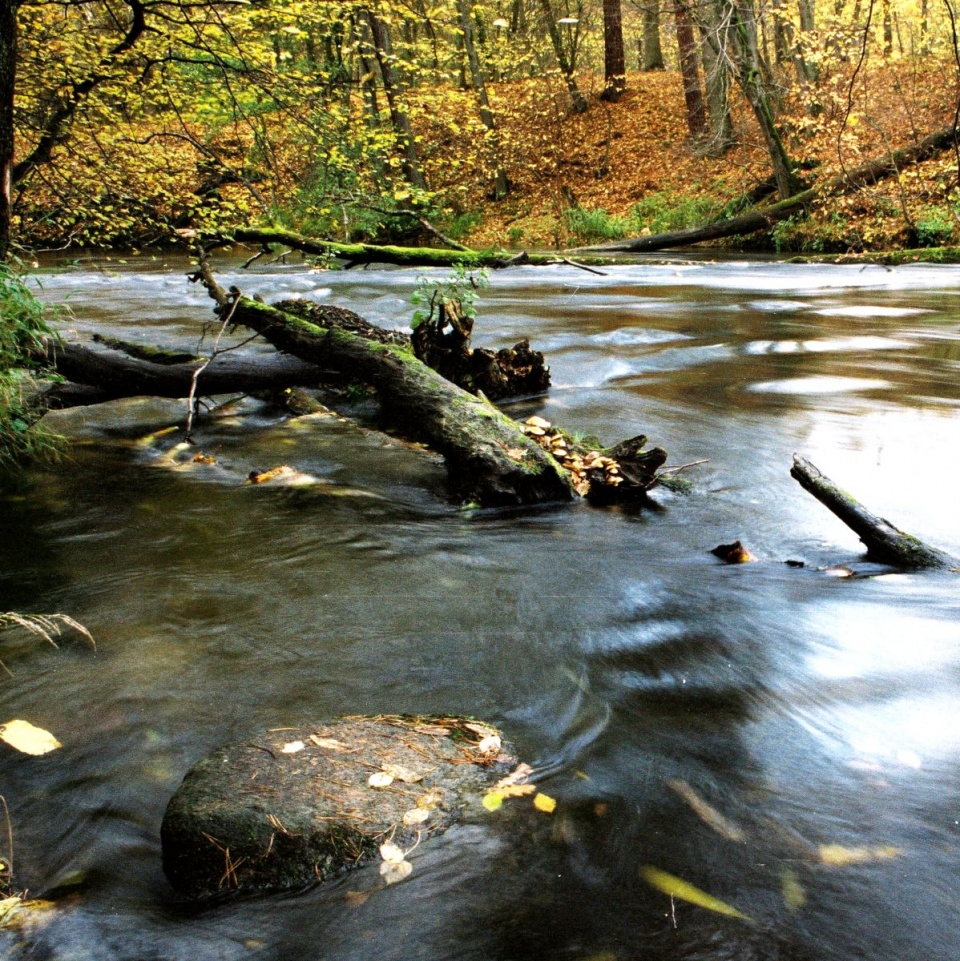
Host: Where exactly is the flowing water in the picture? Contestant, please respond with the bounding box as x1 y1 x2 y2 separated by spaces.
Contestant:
2 255 960 961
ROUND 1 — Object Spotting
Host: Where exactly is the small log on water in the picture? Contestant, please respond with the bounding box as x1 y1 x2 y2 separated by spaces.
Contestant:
790 454 957 570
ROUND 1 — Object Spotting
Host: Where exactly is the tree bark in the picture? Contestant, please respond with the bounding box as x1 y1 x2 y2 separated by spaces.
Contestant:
674 0 708 141
600 0 627 102
640 0 665 69
208 226 614 268
572 122 960 253
697 0 735 155
44 341 327 405
790 455 957 569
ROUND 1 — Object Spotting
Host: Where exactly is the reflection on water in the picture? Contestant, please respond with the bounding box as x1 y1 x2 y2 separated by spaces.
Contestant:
2 257 960 960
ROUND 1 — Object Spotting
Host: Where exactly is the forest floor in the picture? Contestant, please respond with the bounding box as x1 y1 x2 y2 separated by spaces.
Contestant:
450 59 960 255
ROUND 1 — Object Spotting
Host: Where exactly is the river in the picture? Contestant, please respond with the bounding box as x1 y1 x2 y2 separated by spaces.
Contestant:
2 255 959 960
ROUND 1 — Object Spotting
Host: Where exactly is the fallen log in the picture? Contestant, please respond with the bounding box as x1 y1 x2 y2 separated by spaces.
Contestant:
573 123 960 254
790 454 957 570
193 261 576 506
206 226 612 270
43 341 326 407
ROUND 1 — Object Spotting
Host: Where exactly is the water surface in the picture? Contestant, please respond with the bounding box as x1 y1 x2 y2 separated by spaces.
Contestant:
2 255 960 960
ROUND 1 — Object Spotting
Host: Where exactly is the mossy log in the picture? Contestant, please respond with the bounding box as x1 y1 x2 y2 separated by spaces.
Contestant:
208 226 609 269
791 454 957 570
194 262 574 506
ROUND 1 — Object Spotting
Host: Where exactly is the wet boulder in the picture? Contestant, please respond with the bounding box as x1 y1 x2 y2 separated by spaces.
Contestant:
161 715 516 899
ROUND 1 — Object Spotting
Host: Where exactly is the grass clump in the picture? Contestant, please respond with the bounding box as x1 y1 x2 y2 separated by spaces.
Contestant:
0 265 63 473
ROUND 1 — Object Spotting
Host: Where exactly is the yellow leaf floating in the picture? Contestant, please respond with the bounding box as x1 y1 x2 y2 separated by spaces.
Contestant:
0 719 62 756
482 791 505 811
533 793 557 813
639 866 753 923
817 844 901 867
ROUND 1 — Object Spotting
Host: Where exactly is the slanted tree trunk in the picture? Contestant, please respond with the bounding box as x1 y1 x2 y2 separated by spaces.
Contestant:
365 11 427 192
724 0 804 198
572 121 960 252
0 0 16 256
790 455 957 569
536 0 589 113
456 0 510 199
601 0 627 102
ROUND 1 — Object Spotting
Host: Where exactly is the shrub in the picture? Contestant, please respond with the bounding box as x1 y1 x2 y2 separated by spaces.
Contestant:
0 265 62 473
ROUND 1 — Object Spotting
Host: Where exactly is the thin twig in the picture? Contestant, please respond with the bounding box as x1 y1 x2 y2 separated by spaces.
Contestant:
0 794 13 882
185 296 239 439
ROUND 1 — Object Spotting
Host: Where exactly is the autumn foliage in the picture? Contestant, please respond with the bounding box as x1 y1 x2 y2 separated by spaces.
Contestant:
7 0 960 254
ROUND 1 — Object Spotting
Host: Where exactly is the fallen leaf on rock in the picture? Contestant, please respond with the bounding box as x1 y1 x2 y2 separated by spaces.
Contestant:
281 740 305 754
379 841 405 863
482 791 505 811
640 865 753 922
402 807 431 826
382 763 426 783
0 719 62 755
368 772 394 788
533 793 557 813
416 788 444 809
464 722 499 739
309 736 348 751
500 784 536 798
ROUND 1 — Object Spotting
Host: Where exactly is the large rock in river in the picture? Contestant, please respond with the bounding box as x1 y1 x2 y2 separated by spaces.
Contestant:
161 715 516 899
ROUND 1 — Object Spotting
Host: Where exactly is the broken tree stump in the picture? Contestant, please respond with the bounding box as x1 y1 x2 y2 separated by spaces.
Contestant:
790 454 957 570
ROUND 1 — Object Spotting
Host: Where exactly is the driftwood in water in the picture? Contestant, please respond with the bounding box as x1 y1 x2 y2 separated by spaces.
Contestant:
194 261 575 506
574 123 960 254
790 454 957 570
42 341 326 408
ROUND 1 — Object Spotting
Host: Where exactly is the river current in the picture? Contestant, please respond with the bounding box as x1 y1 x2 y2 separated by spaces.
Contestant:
2 255 959 960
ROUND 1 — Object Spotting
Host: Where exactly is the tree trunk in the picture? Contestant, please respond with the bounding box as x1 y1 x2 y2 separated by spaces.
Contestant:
795 0 819 81
572 122 960 252
536 0 589 113
697 0 735 155
790 455 957 569
456 0 510 199
674 0 708 141
44 341 327 406
0 0 16 256
364 10 427 192
600 0 627 102
725 0 804 198
640 0 665 69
